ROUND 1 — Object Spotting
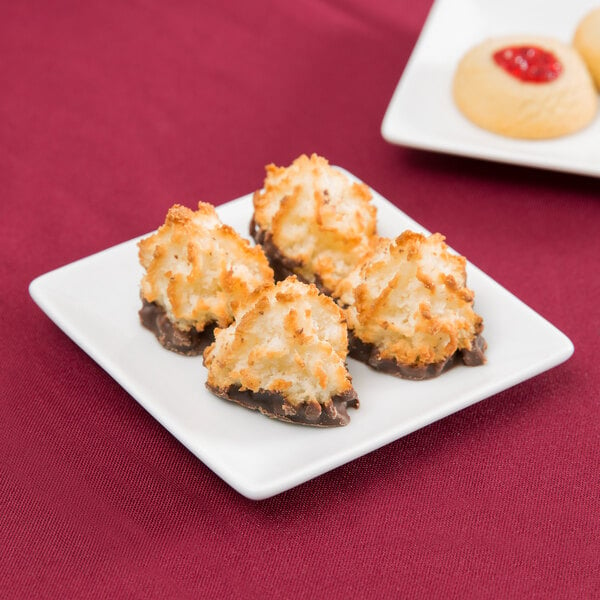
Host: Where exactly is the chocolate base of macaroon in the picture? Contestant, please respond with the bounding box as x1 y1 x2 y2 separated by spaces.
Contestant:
249 218 332 295
139 299 216 356
207 383 360 427
349 332 487 380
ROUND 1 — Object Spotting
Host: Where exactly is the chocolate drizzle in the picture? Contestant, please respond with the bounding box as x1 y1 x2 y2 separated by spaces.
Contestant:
207 382 360 427
139 299 216 356
348 331 487 380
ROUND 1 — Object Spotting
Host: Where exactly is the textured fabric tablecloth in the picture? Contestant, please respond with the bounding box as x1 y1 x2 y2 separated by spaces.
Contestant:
2 1 599 598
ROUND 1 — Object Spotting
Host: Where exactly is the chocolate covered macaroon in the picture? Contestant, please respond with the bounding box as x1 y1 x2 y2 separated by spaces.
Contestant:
250 153 377 296
203 276 359 426
334 231 486 379
138 202 273 355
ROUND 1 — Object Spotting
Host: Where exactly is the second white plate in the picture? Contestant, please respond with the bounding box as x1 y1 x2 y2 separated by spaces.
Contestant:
29 172 573 500
381 0 600 177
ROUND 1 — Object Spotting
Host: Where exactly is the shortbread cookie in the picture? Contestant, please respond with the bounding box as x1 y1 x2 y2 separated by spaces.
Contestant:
574 7 600 89
204 276 359 427
453 36 597 139
250 154 377 295
138 202 273 355
335 232 486 379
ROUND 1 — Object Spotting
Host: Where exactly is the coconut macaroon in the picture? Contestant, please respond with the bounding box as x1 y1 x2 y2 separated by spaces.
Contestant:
138 202 274 355
250 153 377 295
335 232 486 379
203 276 359 427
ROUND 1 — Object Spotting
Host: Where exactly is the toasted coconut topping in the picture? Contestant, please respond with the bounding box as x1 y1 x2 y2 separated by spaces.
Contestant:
138 202 273 333
204 276 355 408
335 232 484 367
252 154 377 293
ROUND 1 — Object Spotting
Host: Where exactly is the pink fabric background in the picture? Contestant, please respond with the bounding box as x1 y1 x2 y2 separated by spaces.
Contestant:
2 1 598 597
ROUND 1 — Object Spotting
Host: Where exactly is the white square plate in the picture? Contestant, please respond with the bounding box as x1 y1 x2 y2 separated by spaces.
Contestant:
29 172 573 500
381 0 600 177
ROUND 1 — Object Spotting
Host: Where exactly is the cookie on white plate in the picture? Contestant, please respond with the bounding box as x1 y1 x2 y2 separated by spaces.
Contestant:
335 232 486 380
574 7 600 90
453 36 597 139
138 202 273 355
250 153 378 296
204 276 359 427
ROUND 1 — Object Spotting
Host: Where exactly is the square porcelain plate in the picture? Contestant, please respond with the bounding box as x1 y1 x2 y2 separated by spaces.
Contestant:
29 172 573 500
381 0 600 177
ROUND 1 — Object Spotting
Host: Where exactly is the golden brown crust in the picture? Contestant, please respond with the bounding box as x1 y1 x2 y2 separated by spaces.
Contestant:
138 202 274 336
335 232 485 371
203 276 358 424
251 154 378 293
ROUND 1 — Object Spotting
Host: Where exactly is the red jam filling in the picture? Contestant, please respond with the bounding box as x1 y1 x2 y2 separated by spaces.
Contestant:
493 46 562 83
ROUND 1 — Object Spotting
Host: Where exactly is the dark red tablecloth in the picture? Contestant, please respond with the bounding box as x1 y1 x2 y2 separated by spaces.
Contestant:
2 1 599 597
